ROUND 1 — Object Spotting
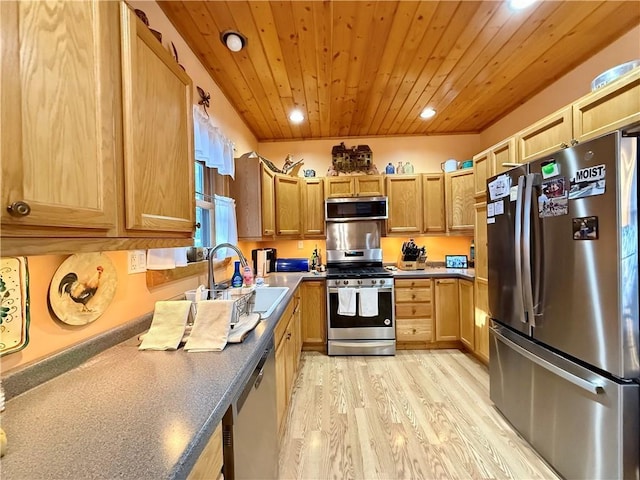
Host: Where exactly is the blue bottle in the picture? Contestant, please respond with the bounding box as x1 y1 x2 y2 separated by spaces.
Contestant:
231 261 243 288
385 163 395 174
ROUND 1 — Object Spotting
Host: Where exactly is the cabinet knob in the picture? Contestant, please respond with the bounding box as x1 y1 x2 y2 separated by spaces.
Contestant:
7 201 31 217
570 139 579 146
194 222 201 229
560 142 569 149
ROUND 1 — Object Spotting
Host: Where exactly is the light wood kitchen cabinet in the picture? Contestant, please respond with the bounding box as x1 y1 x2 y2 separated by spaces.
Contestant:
422 174 446 233
445 170 474 233
474 278 490 363
395 278 434 347
355 175 385 196
301 281 327 352
474 202 488 280
1 1 197 256
458 279 474 351
473 138 516 198
1 1 119 237
573 67 640 142
187 423 223 480
386 175 422 234
120 3 195 236
230 154 275 240
302 178 325 237
516 106 573 164
325 175 384 198
275 290 302 435
434 278 460 341
274 174 301 236
515 69 640 164
472 149 491 198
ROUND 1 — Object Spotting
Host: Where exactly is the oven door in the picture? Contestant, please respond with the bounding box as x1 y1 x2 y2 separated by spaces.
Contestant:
326 285 395 340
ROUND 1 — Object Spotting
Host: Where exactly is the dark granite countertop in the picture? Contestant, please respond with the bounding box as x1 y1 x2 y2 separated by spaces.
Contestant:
0 273 309 480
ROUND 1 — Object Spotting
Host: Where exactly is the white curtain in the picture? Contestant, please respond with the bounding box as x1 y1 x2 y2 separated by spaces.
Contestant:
213 195 238 259
193 106 235 178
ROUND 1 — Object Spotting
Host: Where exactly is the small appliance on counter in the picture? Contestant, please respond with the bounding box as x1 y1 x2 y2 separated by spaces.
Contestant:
275 258 309 272
397 239 426 270
251 248 277 276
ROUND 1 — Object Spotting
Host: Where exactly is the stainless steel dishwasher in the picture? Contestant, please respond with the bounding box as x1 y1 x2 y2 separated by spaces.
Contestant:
222 337 278 479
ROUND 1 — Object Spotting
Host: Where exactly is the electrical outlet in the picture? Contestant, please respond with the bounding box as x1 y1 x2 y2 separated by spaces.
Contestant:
297 240 304 249
127 250 147 274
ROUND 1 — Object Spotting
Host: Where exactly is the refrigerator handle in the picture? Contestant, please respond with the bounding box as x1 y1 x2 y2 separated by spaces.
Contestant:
514 175 527 324
522 173 536 326
491 326 605 395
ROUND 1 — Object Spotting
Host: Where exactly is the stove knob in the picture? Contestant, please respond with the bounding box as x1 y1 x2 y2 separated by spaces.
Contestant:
378 279 385 286
357 280 363 285
343 280 349 285
371 279 377 284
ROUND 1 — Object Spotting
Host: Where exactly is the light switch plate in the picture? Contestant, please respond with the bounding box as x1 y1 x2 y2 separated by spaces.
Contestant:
127 250 147 274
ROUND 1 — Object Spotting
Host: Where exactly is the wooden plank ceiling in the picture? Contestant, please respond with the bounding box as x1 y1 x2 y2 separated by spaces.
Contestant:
158 1 640 141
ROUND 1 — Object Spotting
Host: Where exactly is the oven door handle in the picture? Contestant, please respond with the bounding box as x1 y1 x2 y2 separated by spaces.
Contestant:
328 287 393 293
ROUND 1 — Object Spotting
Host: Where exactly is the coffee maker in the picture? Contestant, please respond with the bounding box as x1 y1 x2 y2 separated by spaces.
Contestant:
251 248 277 276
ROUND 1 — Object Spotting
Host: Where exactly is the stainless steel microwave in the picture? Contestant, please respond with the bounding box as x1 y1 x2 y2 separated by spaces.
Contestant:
325 196 388 221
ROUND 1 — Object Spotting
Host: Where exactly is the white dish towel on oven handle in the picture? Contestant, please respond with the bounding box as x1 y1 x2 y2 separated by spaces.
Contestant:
337 288 357 316
359 288 379 317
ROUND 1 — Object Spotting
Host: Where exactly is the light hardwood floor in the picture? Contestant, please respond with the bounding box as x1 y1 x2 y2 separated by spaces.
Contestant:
279 350 559 480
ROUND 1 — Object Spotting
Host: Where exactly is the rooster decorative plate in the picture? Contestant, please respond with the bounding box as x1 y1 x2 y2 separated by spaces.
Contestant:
49 253 117 326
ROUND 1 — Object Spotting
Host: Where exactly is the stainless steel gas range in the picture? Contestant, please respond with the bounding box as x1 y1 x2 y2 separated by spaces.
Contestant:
324 197 395 356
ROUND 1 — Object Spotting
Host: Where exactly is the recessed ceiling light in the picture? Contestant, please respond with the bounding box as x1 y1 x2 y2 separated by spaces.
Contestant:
420 107 436 119
289 110 304 124
508 0 537 10
220 30 247 52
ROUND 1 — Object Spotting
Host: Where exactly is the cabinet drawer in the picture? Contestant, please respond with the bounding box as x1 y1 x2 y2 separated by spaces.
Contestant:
396 302 432 318
395 288 432 303
396 317 432 342
395 278 432 289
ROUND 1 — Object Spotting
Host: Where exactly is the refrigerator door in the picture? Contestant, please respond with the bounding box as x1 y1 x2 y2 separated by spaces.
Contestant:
487 165 529 335
490 324 639 480
527 132 639 378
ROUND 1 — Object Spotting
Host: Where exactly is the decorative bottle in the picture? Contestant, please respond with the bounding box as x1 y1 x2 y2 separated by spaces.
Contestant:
404 161 414 174
231 261 243 288
396 161 404 174
385 162 395 174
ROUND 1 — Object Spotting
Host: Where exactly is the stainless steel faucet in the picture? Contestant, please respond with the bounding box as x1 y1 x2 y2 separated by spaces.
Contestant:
207 243 249 290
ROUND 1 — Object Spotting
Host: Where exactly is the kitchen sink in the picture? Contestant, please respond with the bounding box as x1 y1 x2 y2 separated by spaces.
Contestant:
250 287 289 319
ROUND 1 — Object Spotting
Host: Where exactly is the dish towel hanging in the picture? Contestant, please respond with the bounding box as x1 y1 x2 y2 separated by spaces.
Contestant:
139 301 191 350
184 300 233 352
337 288 357 316
359 288 379 317
193 106 235 178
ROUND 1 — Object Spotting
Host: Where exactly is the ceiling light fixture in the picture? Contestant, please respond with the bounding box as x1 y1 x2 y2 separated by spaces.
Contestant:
508 0 537 10
420 107 436 119
220 30 247 52
289 110 305 124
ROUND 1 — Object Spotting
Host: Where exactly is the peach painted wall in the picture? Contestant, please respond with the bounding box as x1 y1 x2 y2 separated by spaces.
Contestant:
257 135 482 177
480 25 640 149
1 1 257 373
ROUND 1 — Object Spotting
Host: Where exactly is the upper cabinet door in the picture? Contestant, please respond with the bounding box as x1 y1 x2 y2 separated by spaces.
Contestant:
1 1 119 233
120 3 194 234
516 107 572 164
302 178 325 237
386 175 422 234
354 175 384 196
325 177 353 198
422 174 446 233
445 170 474 233
274 174 301 236
472 149 491 199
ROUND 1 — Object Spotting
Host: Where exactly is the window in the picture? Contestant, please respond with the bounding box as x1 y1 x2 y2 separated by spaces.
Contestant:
194 161 214 248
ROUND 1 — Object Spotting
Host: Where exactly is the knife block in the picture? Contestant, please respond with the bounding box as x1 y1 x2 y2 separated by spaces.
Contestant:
397 254 417 270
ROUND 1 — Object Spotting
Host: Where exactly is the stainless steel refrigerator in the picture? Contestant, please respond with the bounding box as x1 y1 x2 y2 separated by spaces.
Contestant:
487 130 639 480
